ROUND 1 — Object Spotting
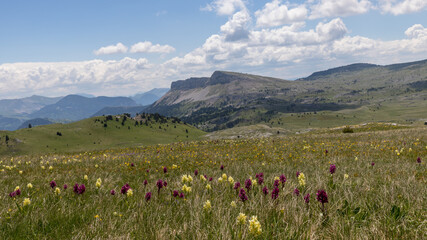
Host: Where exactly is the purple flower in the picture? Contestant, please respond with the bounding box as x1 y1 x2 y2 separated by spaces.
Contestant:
110 189 116 195
179 192 185 198
220 165 224 171
234 182 241 190
325 150 328 154
15 189 21 196
294 188 300 196
271 187 279 200
156 179 163 190
296 171 300 177
239 188 248 202
63 184 68 190
146 169 150 173
371 162 375 167
245 179 252 191
329 164 336 174
258 176 264 185
121 184 130 194
194 170 198 176
73 183 79 194
145 192 152 201
262 186 269 196
9 191 17 198
280 174 286 185
50 180 57 189
316 189 328 204
143 180 148 186
173 190 179 197
209 177 213 182
78 184 86 194
273 179 280 188
417 157 421 163
304 193 310 204
163 167 167 173
163 181 167 187
130 163 135 167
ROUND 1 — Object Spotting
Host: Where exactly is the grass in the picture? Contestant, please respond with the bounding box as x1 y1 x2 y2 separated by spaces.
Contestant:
0 126 425 239
0 115 206 156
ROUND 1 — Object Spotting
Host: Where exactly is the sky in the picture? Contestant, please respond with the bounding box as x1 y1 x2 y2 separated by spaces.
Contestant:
0 0 426 99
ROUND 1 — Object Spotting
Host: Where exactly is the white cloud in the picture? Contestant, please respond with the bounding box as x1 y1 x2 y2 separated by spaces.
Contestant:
130 41 175 54
220 10 251 41
202 0 246 15
405 24 427 38
379 0 427 15
255 0 307 27
93 42 128 55
310 0 372 19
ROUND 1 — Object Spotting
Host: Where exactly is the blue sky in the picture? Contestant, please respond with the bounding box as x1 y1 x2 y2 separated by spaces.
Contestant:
0 0 426 98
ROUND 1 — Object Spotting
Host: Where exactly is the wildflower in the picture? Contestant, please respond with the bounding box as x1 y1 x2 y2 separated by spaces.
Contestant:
156 180 164 192
182 184 192 193
9 191 17 198
316 189 328 204
329 164 336 174
203 200 212 211
74 184 79 193
417 157 421 163
27 183 33 189
19 170 23 174
280 174 286 186
274 176 280 181
304 193 310 204
294 188 300 196
49 166 53 170
96 178 102 189
63 184 68 190
143 180 148 186
130 163 134 167
95 164 99 168
220 164 224 171
126 189 133 197
257 176 264 185
55 187 61 195
163 167 167 173
228 176 234 185
271 187 279 200
325 149 328 154
163 181 167 187
245 179 252 191
239 188 248 202
179 192 185 198
296 171 300 177
222 173 228 181
344 174 349 180
78 184 86 194
84 175 88 181
194 170 198 176
50 181 57 189
145 192 152 201
237 213 247 224
231 201 237 208
371 162 375 167
206 184 212 190
200 175 207 181
172 164 178 169
121 184 130 194
234 182 241 190
15 189 21 196
248 216 262 236
273 179 280 188
262 186 269 196
209 177 213 181
23 198 31 206
110 189 116 195
173 190 179 197
187 175 193 182
298 172 306 187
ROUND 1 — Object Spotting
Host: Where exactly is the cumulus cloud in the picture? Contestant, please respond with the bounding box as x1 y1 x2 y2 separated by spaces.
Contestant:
255 0 307 27
379 0 427 15
405 24 427 38
310 0 372 19
202 0 246 15
220 10 251 41
94 42 128 55
130 41 175 54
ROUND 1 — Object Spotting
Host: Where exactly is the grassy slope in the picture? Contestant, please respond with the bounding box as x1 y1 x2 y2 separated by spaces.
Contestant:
0 116 205 156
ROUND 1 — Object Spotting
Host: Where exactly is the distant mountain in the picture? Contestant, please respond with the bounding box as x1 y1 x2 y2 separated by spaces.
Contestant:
131 88 169 105
92 106 148 117
30 95 138 121
0 116 23 131
0 95 62 117
147 59 427 131
17 118 55 129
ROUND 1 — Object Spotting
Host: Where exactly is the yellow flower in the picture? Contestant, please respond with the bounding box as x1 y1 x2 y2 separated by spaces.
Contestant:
228 176 234 185
206 184 212 190
172 164 178 169
14 186 20 191
248 215 262 236
55 187 61 195
222 173 227 181
84 175 88 181
274 176 280 181
230 201 237 208
23 198 31 206
127 189 133 197
19 171 23 174
188 175 193 182
344 174 349 180
95 164 99 168
203 200 212 211
49 166 53 170
27 183 33 189
237 213 247 225
182 184 192 193
41 166 45 170
298 172 306 187
200 175 207 181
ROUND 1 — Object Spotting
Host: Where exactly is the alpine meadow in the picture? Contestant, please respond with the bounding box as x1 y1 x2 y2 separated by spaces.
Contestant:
1 1 427 239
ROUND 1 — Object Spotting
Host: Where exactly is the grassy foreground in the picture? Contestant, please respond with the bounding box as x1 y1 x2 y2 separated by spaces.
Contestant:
0 125 426 239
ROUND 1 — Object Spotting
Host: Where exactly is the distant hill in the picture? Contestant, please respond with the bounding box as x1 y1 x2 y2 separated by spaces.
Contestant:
0 116 23 131
0 95 62 117
17 118 55 129
0 114 205 155
131 88 169 105
147 59 427 131
30 95 138 121
92 106 148 117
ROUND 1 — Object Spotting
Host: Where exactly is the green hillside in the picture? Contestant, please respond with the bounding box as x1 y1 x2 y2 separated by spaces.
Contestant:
0 114 205 156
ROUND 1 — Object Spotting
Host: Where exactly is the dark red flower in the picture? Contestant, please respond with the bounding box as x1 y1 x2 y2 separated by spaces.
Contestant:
234 182 241 190
280 174 286 185
245 179 252 191
156 179 163 190
417 157 421 163
73 183 79 194
110 189 116 195
220 165 224 171
262 186 269 196
173 190 179 197
121 184 130 194
316 189 328 204
329 164 336 174
130 163 135 167
304 193 310 204
78 184 86 194
273 179 280 188
294 188 300 196
163 167 167 173
194 170 198 176
179 192 185 198
145 192 152 201
296 171 300 177
50 180 57 189
239 188 248 202
271 187 279 200
371 162 375 166
143 180 148 186
15 189 21 196
63 184 68 190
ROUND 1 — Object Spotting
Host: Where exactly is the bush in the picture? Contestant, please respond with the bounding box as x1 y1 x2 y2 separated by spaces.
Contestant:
342 126 354 133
